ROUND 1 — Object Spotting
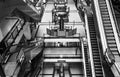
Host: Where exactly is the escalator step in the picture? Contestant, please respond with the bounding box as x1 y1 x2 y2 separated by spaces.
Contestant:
108 44 117 47
104 27 113 30
105 30 113 33
106 37 115 40
91 44 98 46
93 53 100 56
94 59 101 62
101 12 109 15
107 40 116 44
106 34 114 37
94 63 101 65
92 46 98 49
101 14 109 17
91 42 97 45
95 67 102 71
92 48 98 50
99 1 106 4
94 65 102 68
91 44 98 47
101 11 109 13
91 42 97 44
111 51 118 55
88 22 94 23
100 7 107 9
92 50 99 52
103 19 110 21
89 26 95 28
95 71 103 74
103 20 111 23
105 32 113 34
93 56 100 59
99 4 107 7
89 29 96 31
100 9 108 12
90 33 96 35
90 39 97 41
102 17 110 20
106 33 115 38
103 23 111 26
110 48 118 52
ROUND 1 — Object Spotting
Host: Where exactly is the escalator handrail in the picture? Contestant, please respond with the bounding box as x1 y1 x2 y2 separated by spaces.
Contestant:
108 0 120 40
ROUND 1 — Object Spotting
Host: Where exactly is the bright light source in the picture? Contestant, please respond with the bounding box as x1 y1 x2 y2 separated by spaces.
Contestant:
60 55 63 58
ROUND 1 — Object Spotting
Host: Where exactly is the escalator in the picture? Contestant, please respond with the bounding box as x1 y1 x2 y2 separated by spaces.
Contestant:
98 0 119 55
84 44 92 77
88 15 104 77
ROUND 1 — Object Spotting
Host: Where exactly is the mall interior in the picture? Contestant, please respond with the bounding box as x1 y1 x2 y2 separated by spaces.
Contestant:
0 0 120 77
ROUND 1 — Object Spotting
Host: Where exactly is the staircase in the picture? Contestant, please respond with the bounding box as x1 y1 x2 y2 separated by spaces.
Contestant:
84 44 92 77
88 15 104 77
98 0 119 55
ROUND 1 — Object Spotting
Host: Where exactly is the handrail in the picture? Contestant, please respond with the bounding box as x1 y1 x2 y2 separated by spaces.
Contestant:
108 0 120 40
